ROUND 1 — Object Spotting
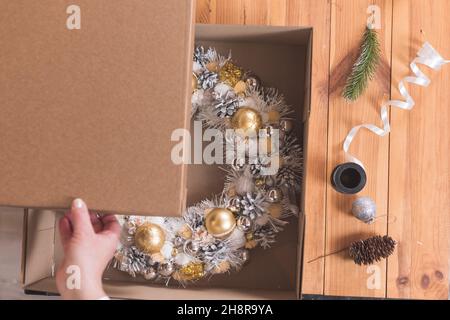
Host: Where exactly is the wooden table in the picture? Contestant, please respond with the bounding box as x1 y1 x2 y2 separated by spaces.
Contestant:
196 0 449 299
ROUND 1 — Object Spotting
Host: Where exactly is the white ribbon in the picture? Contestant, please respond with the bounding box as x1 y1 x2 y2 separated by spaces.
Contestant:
343 42 450 167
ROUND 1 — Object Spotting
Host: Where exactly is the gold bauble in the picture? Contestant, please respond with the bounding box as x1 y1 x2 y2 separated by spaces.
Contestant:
231 108 262 134
192 73 198 92
134 223 165 254
173 262 204 281
267 203 283 219
245 239 257 249
234 80 247 95
267 110 281 123
205 208 236 237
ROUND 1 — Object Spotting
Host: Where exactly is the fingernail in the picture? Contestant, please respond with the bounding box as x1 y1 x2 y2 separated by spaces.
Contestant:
72 198 84 209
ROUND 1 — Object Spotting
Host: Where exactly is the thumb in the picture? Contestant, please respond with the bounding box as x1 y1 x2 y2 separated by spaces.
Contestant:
70 198 94 236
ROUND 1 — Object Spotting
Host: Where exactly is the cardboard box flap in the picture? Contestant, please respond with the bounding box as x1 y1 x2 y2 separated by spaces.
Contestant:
0 0 195 216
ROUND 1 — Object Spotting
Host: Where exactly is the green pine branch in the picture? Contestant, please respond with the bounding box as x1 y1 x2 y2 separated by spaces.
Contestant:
342 27 381 101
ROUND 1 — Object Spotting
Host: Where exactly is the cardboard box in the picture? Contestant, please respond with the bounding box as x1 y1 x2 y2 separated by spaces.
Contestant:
21 24 313 299
0 0 195 217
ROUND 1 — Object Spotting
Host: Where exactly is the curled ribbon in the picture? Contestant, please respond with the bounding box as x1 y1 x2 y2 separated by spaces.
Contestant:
343 42 450 167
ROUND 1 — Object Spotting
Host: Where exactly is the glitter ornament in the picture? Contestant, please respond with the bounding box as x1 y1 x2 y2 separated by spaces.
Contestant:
219 61 243 87
134 223 165 254
205 208 236 237
351 196 376 223
243 72 261 90
173 262 204 281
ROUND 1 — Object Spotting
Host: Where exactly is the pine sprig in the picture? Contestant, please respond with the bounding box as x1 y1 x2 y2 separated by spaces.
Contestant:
342 27 381 101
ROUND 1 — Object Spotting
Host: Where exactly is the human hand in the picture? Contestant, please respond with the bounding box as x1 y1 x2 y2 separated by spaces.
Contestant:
56 198 120 300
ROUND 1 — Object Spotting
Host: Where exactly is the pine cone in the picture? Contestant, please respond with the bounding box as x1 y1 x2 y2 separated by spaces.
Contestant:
214 94 239 118
193 46 206 64
198 70 219 90
349 235 396 265
276 166 300 187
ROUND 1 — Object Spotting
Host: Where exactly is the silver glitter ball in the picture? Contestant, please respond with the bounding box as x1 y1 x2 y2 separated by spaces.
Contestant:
280 119 294 133
158 262 175 277
244 73 261 90
142 267 157 280
184 240 200 256
267 187 283 203
351 197 376 224
237 216 252 232
240 249 250 264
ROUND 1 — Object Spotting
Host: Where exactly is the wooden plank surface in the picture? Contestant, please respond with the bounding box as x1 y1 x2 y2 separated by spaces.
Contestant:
196 0 332 296
324 0 392 298
387 0 450 300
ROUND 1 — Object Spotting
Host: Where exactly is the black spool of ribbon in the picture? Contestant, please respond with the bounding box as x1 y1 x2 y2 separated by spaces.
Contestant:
331 162 366 194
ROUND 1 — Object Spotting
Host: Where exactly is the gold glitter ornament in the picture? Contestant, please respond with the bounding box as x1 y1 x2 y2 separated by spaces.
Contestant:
255 177 265 188
205 208 236 237
231 107 262 134
219 61 243 87
134 223 165 254
173 262 204 281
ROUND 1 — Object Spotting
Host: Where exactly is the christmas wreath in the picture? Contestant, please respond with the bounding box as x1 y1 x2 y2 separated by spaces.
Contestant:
112 47 302 283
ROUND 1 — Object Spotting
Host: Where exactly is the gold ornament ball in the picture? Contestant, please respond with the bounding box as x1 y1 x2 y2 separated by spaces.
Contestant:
231 108 262 134
267 110 281 123
205 208 236 238
134 223 166 254
234 80 247 95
